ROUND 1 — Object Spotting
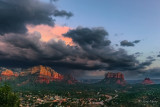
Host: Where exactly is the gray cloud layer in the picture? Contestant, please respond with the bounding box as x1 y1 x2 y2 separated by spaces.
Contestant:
0 0 72 34
0 27 156 77
120 40 141 47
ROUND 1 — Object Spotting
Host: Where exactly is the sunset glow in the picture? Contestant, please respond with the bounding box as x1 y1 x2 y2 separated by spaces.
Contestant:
27 25 74 45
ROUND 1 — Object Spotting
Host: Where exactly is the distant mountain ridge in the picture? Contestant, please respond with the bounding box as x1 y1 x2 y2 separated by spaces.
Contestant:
0 65 78 85
0 67 156 86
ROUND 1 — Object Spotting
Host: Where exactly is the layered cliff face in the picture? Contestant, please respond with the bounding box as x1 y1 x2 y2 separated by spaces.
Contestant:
142 78 154 85
0 65 78 84
102 72 126 85
22 65 64 84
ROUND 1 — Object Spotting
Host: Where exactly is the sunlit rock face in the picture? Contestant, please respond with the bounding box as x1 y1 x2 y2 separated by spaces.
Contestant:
142 78 154 85
102 72 126 85
0 69 18 80
1 69 14 76
0 65 78 85
23 65 64 84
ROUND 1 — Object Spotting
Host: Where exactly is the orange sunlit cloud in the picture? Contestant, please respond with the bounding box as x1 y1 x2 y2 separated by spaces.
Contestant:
27 25 74 46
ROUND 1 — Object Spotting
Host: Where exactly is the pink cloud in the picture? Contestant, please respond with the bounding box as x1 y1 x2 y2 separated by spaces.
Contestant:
27 25 74 45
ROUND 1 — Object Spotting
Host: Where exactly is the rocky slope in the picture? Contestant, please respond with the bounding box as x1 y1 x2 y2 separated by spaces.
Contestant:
0 65 78 85
20 65 64 84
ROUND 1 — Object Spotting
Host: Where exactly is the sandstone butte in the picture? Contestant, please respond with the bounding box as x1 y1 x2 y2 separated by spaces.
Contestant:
21 65 78 84
0 69 18 81
0 65 78 84
142 78 154 85
24 65 64 84
1 69 15 76
1 69 19 77
104 72 126 85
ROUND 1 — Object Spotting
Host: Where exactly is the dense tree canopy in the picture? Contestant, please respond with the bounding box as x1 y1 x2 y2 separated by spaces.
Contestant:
0 84 19 107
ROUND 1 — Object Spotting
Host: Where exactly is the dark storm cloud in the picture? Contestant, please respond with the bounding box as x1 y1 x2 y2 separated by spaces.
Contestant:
139 60 155 68
0 0 72 34
0 32 79 68
0 27 154 75
53 10 73 18
63 27 153 71
133 40 141 44
63 27 111 49
146 56 155 60
157 54 160 57
157 52 160 57
134 52 143 57
0 33 106 74
138 57 156 69
123 57 157 79
120 40 141 47
142 68 160 79
120 40 134 46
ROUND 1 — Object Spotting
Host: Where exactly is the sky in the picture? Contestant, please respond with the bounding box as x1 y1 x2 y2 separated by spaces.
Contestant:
0 0 160 79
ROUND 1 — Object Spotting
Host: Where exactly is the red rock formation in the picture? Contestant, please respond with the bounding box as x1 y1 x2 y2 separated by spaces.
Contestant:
37 76 50 84
23 65 64 84
103 72 126 85
0 65 78 85
1 70 14 76
0 69 19 80
105 72 124 80
142 78 154 85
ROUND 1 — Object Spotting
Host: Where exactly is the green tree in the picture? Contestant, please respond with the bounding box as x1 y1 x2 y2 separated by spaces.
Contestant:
0 83 20 107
